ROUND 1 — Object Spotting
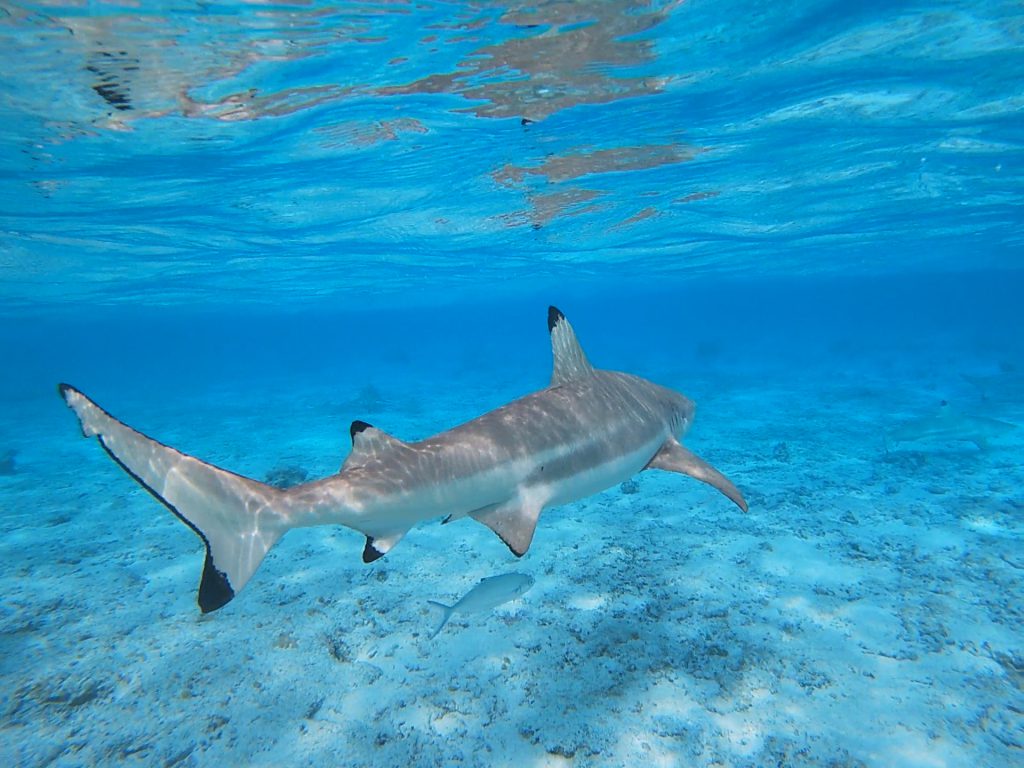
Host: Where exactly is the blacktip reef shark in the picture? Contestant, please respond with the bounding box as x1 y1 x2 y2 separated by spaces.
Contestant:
888 400 1017 451
59 307 747 614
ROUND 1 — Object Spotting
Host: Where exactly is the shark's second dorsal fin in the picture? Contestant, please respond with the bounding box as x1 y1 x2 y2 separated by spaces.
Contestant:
548 306 594 386
342 420 408 471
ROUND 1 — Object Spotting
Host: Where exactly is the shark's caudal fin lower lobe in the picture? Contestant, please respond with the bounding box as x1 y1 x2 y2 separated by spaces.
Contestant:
59 384 289 613
426 600 454 638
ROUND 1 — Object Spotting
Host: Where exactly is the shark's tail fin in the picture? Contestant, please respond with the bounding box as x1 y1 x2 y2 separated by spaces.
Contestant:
426 600 455 638
59 384 290 613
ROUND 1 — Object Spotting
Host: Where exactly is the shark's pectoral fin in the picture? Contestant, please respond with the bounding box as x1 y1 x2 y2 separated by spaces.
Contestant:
470 498 543 557
363 531 406 563
646 437 748 512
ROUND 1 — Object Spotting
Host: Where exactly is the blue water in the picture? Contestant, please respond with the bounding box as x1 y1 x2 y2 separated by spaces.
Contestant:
2 1 1023 766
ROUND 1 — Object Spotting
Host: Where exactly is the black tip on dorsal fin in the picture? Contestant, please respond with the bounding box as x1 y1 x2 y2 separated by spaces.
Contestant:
342 421 408 473
547 305 593 385
350 420 373 441
548 306 564 332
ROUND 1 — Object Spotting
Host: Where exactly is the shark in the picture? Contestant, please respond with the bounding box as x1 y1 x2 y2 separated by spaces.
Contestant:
888 401 1018 451
59 306 747 614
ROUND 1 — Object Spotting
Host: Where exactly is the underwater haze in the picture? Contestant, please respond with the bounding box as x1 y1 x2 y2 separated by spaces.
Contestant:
1 1 1023 766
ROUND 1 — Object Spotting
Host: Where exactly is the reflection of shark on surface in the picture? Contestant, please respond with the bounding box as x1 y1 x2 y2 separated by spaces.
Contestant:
427 572 535 638
888 401 1018 451
59 307 747 614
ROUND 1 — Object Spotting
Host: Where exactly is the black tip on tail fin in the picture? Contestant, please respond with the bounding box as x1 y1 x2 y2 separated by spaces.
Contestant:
548 306 564 332
59 384 283 614
198 553 235 613
363 536 385 563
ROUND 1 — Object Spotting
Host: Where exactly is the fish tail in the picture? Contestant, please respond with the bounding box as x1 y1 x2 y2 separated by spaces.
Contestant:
426 600 454 638
59 384 290 613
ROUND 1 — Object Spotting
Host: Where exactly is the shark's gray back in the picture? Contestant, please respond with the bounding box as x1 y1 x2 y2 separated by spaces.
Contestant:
345 370 688 495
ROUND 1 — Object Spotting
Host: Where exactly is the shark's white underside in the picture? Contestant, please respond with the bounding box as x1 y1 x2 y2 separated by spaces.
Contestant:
60 307 747 613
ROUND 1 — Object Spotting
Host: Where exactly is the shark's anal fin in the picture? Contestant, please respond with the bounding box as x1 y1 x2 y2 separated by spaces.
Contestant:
646 437 748 513
470 498 543 556
362 531 406 563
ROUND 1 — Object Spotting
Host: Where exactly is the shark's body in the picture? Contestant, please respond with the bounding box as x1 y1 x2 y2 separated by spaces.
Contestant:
60 307 746 613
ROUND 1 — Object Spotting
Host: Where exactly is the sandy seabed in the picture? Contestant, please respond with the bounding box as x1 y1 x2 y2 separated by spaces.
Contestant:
1 354 1021 768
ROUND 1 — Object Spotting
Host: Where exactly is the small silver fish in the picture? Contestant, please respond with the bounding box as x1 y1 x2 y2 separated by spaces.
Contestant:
427 572 535 638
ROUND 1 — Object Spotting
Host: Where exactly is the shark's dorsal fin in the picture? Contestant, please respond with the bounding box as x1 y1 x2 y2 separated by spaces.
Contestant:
342 420 408 471
548 306 594 386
